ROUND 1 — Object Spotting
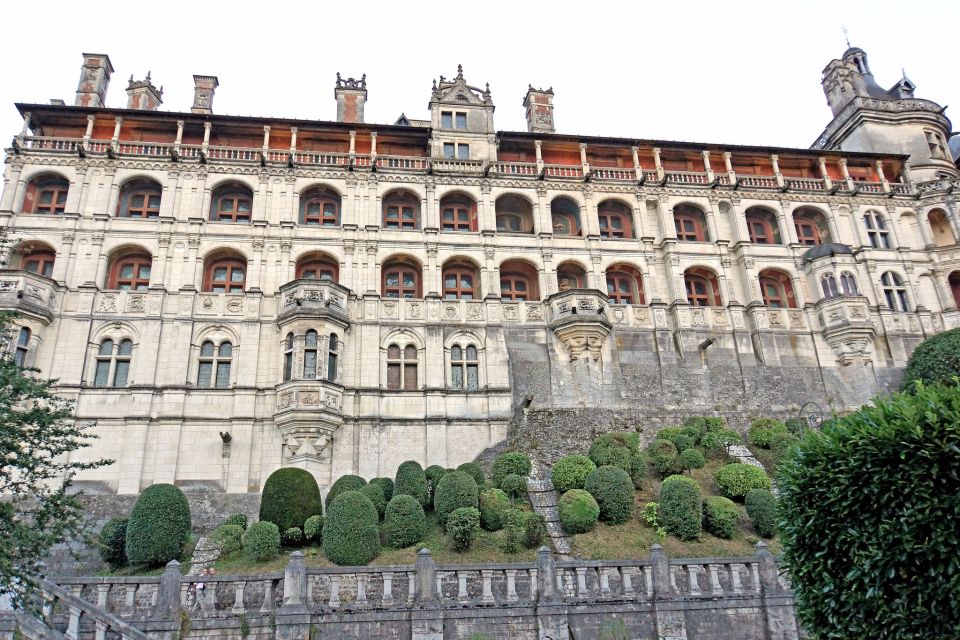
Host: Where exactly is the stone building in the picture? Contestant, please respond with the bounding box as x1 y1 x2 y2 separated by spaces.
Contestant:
1 48 958 495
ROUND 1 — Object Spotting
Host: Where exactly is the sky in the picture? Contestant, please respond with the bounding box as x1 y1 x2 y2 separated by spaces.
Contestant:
1 1 957 151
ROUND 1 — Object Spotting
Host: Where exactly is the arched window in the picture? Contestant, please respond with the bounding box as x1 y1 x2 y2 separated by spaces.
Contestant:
745 208 782 244
383 190 420 229
551 197 581 236
328 333 339 383
881 272 909 312
13 327 30 367
442 263 478 300
94 338 133 388
440 193 477 232
557 262 587 292
605 265 645 305
296 256 338 282
300 188 340 226
382 259 421 298
282 333 294 382
23 174 69 215
450 344 479 391
863 211 891 249
107 253 152 290
793 208 829 246
821 274 839 300
118 179 162 218
758 270 797 309
495 195 534 234
929 209 956 247
598 200 633 239
22 249 56 278
949 271 960 308
499 260 540 301
684 268 721 307
840 271 859 296
204 257 246 293
210 183 252 223
198 340 232 388
674 205 708 242
303 330 318 379
386 343 417 390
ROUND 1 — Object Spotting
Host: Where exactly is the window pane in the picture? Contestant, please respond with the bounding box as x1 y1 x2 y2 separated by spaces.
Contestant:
198 361 212 387
404 345 417 360
443 143 455 159
148 195 161 208
120 264 134 278
327 353 337 382
515 280 527 291
387 208 399 220
403 274 415 288
200 341 215 356
387 363 400 389
456 113 467 129
451 365 463 389
230 269 245 283
94 360 110 387
445 274 457 289
457 144 470 160
99 340 114 356
329 334 338 350
219 342 233 357
18 328 30 347
131 195 145 208
467 364 478 390
237 199 251 212
386 273 399 287
118 339 133 356
283 353 292 381
403 364 417 390
113 360 129 387
388 345 400 359
303 350 317 378
213 267 227 281
215 363 231 388
305 331 318 347
466 345 477 360
39 191 53 204
441 112 453 128
451 346 462 361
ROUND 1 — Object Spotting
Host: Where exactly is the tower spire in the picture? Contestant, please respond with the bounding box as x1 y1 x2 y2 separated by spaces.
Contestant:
842 25 851 49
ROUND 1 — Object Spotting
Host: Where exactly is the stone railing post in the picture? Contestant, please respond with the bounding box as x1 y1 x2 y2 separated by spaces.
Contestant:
535 546 558 602
649 544 672 600
276 551 311 640
533 547 570 639
414 548 437 603
411 549 442 640
756 542 800 640
153 560 182 620
649 545 688 640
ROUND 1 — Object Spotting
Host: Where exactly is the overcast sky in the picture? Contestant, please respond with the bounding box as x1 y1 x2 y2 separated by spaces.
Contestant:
2 1 956 151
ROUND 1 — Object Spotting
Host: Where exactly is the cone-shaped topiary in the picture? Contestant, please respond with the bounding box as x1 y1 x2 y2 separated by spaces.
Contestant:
326 474 367 508
434 470 479 526
303 515 324 544
551 455 597 494
500 473 527 501
395 460 430 507
322 491 381 565
558 489 600 534
584 465 634 524
744 488 777 538
478 488 511 531
679 448 706 472
447 507 480 551
259 467 322 532
125 483 191 567
382 494 426 549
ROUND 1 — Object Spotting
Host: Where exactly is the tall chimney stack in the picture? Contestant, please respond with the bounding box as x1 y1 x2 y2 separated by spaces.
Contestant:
125 72 163 110
523 86 555 134
334 73 367 123
191 75 219 114
74 53 114 107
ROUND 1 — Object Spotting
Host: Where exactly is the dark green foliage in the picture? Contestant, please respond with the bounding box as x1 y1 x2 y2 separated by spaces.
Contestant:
242 521 280 561
434 471 479 526
748 418 788 448
223 513 248 530
702 496 738 539
648 439 680 477
744 489 777 538
491 452 531 488
778 383 960 638
478 488 511 531
359 484 387 519
395 461 430 507
551 455 597 494
425 465 449 500
901 327 960 390
714 464 771 500
322 491 380 566
679 448 706 471
524 512 547 548
281 527 304 546
583 466 634 524
703 417 727 430
655 427 684 444
500 473 527 501
589 432 646 487
211 524 244 554
680 420 706 443
456 462 485 488
659 476 702 541
558 489 600 534
657 427 694 452
501 519 524 554
326 474 367 508
784 418 806 434
447 507 480 551
383 495 426 549
769 431 798 461
369 477 394 502
303 515 324 544
701 428 743 455
671 433 694 452
98 517 128 569
125 483 191 567
259 467 322 533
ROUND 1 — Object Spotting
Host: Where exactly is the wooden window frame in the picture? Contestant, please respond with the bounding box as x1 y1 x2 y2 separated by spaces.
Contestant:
108 254 152 290
301 193 340 226
210 188 252 223
759 272 797 309
383 193 419 230
440 196 477 232
382 264 421 298
27 176 69 215
204 258 246 293
94 338 133 388
386 343 417 391
674 213 706 242
685 270 721 307
118 181 162 218
606 270 645 305
557 266 586 292
864 211 891 249
598 203 632 239
23 250 56 277
500 273 533 301
746 211 780 244
794 216 822 246
442 265 477 300
551 198 581 236
296 259 338 282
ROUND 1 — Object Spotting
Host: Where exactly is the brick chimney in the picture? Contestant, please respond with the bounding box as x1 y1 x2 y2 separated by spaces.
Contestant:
74 53 114 107
125 72 163 110
334 72 367 123
523 85 555 134
191 75 219 114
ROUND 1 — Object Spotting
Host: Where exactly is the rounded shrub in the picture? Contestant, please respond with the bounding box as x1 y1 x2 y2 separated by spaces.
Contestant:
303 515 324 544
714 464 772 500
648 439 680 477
558 489 600 534
326 474 367 508
478 488 511 531
447 507 480 551
748 418 788 448
672 433 695 452
125 483 191 567
383 494 426 549
744 489 777 538
500 473 527 501
456 462 486 488
242 521 280 561
259 467 322 533
701 428 743 455
322 491 381 566
679 448 706 472
98 517 128 569
501 519 525 554
426 466 449 500
281 527 304 547
359 483 387 519
223 513 248 530
655 427 685 445
369 477 394 502
524 512 547 549
769 431 798 459
659 476 702 541
702 496 739 539
902 327 960 390
583 465 634 524
551 455 597 494
590 433 646 488
211 524 244 554
680 419 706 444
434 470 479 526
395 460 430 507
492 452 531 488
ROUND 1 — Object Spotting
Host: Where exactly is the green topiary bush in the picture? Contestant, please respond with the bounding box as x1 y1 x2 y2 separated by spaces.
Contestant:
303 515 324 544
551 455 597 494
359 483 387 519
98 517 128 569
524 512 547 548
281 527 304 547
648 439 680 477
500 473 527 501
456 462 486 488
425 466 449 500
583 465 634 524
223 513 248 530
784 417 806 434
492 452 531 488
478 488 511 531
659 476 702 541
715 463 772 500
395 461 430 507
778 383 960 638
242 521 281 561
680 419 706 443
901 327 960 390
702 496 739 539
434 471 479 526
125 483 192 567
383 495 426 549
501 519 525 554
701 428 743 456
326 474 367 508
211 524 244 554
259 468 322 533
322 491 381 565
589 432 646 489
744 489 777 538
369 477 394 502
558 489 600 534
447 507 480 551
679 448 706 472
748 418 788 448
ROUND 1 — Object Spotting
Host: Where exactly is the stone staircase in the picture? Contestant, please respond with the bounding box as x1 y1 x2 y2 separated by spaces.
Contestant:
526 463 573 557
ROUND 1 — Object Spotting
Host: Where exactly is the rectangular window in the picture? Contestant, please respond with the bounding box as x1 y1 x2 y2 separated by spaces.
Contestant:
457 144 470 160
403 364 417 391
467 364 478 391
441 112 453 128
387 363 400 389
303 350 317 379
198 362 212 388
443 143 455 159
455 113 467 129
215 363 231 388
327 353 337 382
113 361 129 387
451 366 463 390
94 360 110 387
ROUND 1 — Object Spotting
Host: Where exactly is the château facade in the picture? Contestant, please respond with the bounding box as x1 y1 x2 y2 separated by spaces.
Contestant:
1 49 958 495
